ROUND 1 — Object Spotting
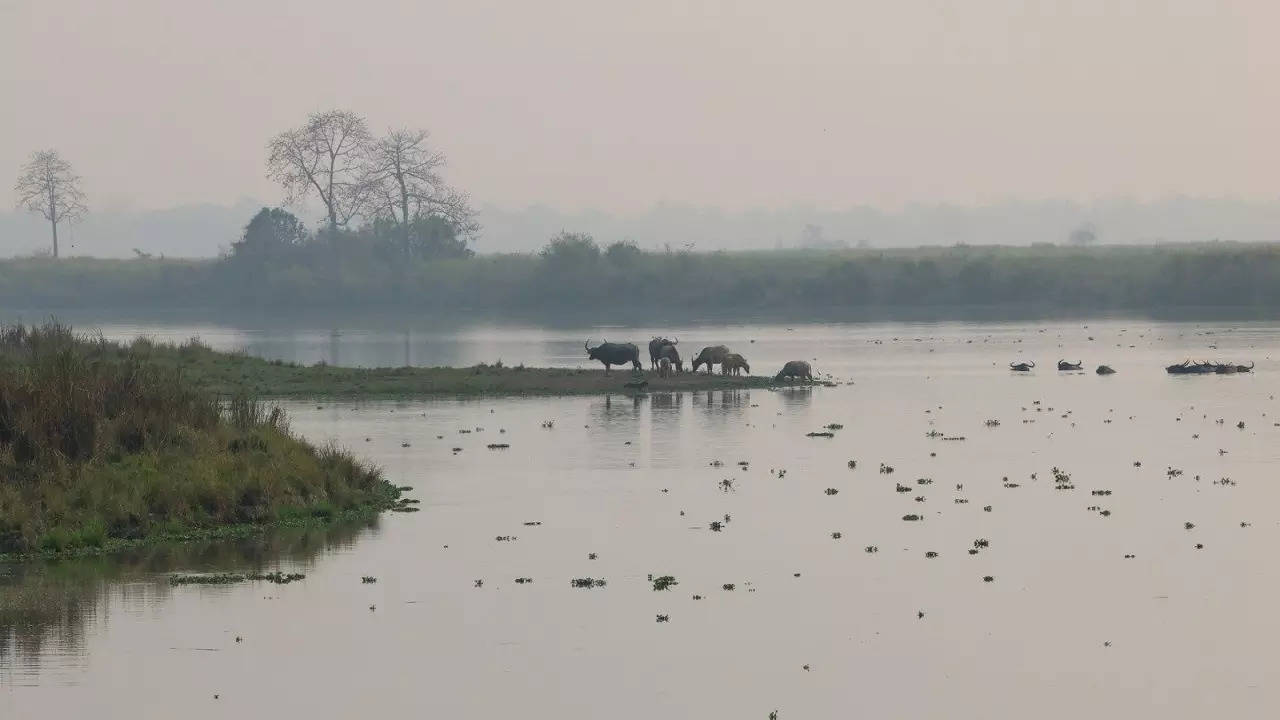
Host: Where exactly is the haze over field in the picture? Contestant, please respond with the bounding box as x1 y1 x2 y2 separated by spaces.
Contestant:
3 1 1277 256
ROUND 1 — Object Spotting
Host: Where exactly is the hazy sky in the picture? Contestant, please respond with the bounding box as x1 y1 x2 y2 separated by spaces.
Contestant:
3 0 1276 214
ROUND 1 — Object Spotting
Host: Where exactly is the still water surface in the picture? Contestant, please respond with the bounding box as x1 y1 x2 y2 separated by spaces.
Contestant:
3 319 1280 718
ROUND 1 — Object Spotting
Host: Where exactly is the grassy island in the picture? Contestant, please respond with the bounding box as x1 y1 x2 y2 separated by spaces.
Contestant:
55 334 789 398
0 324 401 558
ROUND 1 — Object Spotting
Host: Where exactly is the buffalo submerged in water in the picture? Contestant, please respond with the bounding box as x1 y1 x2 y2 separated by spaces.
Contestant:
585 339 642 372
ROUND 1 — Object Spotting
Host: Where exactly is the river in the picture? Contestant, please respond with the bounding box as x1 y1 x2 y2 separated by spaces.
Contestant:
3 317 1279 718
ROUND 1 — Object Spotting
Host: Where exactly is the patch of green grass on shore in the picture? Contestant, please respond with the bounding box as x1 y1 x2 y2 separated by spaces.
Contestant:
0 323 399 557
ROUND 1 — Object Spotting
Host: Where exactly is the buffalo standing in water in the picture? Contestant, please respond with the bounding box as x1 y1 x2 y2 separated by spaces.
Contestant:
692 345 731 373
648 337 678 369
1057 359 1083 371
585 340 641 372
721 353 750 376
1010 361 1035 372
775 360 813 381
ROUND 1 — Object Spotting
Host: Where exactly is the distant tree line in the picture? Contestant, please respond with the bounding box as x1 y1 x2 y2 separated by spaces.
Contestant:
7 238 1280 317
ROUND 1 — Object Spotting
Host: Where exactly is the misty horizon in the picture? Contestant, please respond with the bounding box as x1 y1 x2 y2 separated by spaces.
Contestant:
3 195 1279 259
5 2 1277 223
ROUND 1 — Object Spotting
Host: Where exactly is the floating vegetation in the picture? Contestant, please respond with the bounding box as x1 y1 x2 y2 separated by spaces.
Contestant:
879 463 895 474
847 460 857 469
825 423 844 430
831 532 843 540
709 521 724 532
806 431 835 438
719 479 735 492
570 578 606 588
865 545 879 553
984 419 1001 427
486 443 510 449
925 551 938 558
917 478 933 485
495 535 515 542
169 571 305 586
651 575 679 591
895 484 911 493
515 577 533 584
902 514 922 522
824 488 839 496
361 576 377 584
523 521 542 526
655 614 670 623
722 583 736 591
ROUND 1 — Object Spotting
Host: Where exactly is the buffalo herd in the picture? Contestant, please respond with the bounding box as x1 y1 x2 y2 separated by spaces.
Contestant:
582 337 813 382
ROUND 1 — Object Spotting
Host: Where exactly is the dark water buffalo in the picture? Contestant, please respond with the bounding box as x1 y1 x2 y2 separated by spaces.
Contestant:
721 353 750 376
656 343 682 372
1057 359 1083 371
775 360 812 381
1009 361 1035 372
1096 365 1116 375
648 337 677 369
1166 360 1253 375
585 339 641 372
692 345 731 373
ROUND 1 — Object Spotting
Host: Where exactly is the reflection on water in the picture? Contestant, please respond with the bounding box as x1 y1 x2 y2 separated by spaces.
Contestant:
1 520 377 683
5 319 1280 718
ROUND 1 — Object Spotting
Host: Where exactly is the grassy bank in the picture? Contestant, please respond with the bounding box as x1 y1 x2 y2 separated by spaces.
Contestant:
0 324 400 557
5 242 1280 315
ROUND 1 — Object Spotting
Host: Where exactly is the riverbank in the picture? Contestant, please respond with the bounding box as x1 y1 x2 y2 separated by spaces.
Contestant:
0 324 403 557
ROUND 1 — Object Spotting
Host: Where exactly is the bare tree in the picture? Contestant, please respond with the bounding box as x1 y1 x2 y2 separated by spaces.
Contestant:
266 110 373 231
14 150 87 258
365 129 477 237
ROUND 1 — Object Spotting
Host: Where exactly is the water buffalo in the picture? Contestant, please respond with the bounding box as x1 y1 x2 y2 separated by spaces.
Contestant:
655 343 682 372
1009 361 1035 372
721 353 750 376
775 360 812 381
1096 365 1116 375
585 339 641 372
658 358 673 377
1237 361 1255 373
648 337 677 369
692 345 731 373
1057 359 1083 371
1166 360 1221 375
